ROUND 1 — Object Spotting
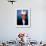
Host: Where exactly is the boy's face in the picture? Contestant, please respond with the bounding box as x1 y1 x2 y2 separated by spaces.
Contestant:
22 14 26 20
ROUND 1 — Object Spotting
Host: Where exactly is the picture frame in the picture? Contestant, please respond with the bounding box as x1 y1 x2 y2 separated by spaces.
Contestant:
16 8 31 28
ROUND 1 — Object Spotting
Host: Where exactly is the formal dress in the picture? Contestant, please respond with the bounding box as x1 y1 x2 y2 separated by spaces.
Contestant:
17 18 28 25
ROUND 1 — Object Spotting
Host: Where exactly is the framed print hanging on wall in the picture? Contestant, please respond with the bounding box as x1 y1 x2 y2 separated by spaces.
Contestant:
16 8 31 28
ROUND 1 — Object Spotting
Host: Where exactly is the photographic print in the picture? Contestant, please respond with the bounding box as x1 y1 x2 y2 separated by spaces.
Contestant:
16 8 31 28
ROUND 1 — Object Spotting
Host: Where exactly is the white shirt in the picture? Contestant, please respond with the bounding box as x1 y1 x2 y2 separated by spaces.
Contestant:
22 20 25 25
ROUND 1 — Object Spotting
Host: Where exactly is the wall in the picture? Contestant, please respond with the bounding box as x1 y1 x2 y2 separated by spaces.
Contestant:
0 0 46 42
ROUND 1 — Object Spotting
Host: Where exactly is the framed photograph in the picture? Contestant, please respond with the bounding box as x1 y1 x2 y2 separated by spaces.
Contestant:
16 8 31 28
